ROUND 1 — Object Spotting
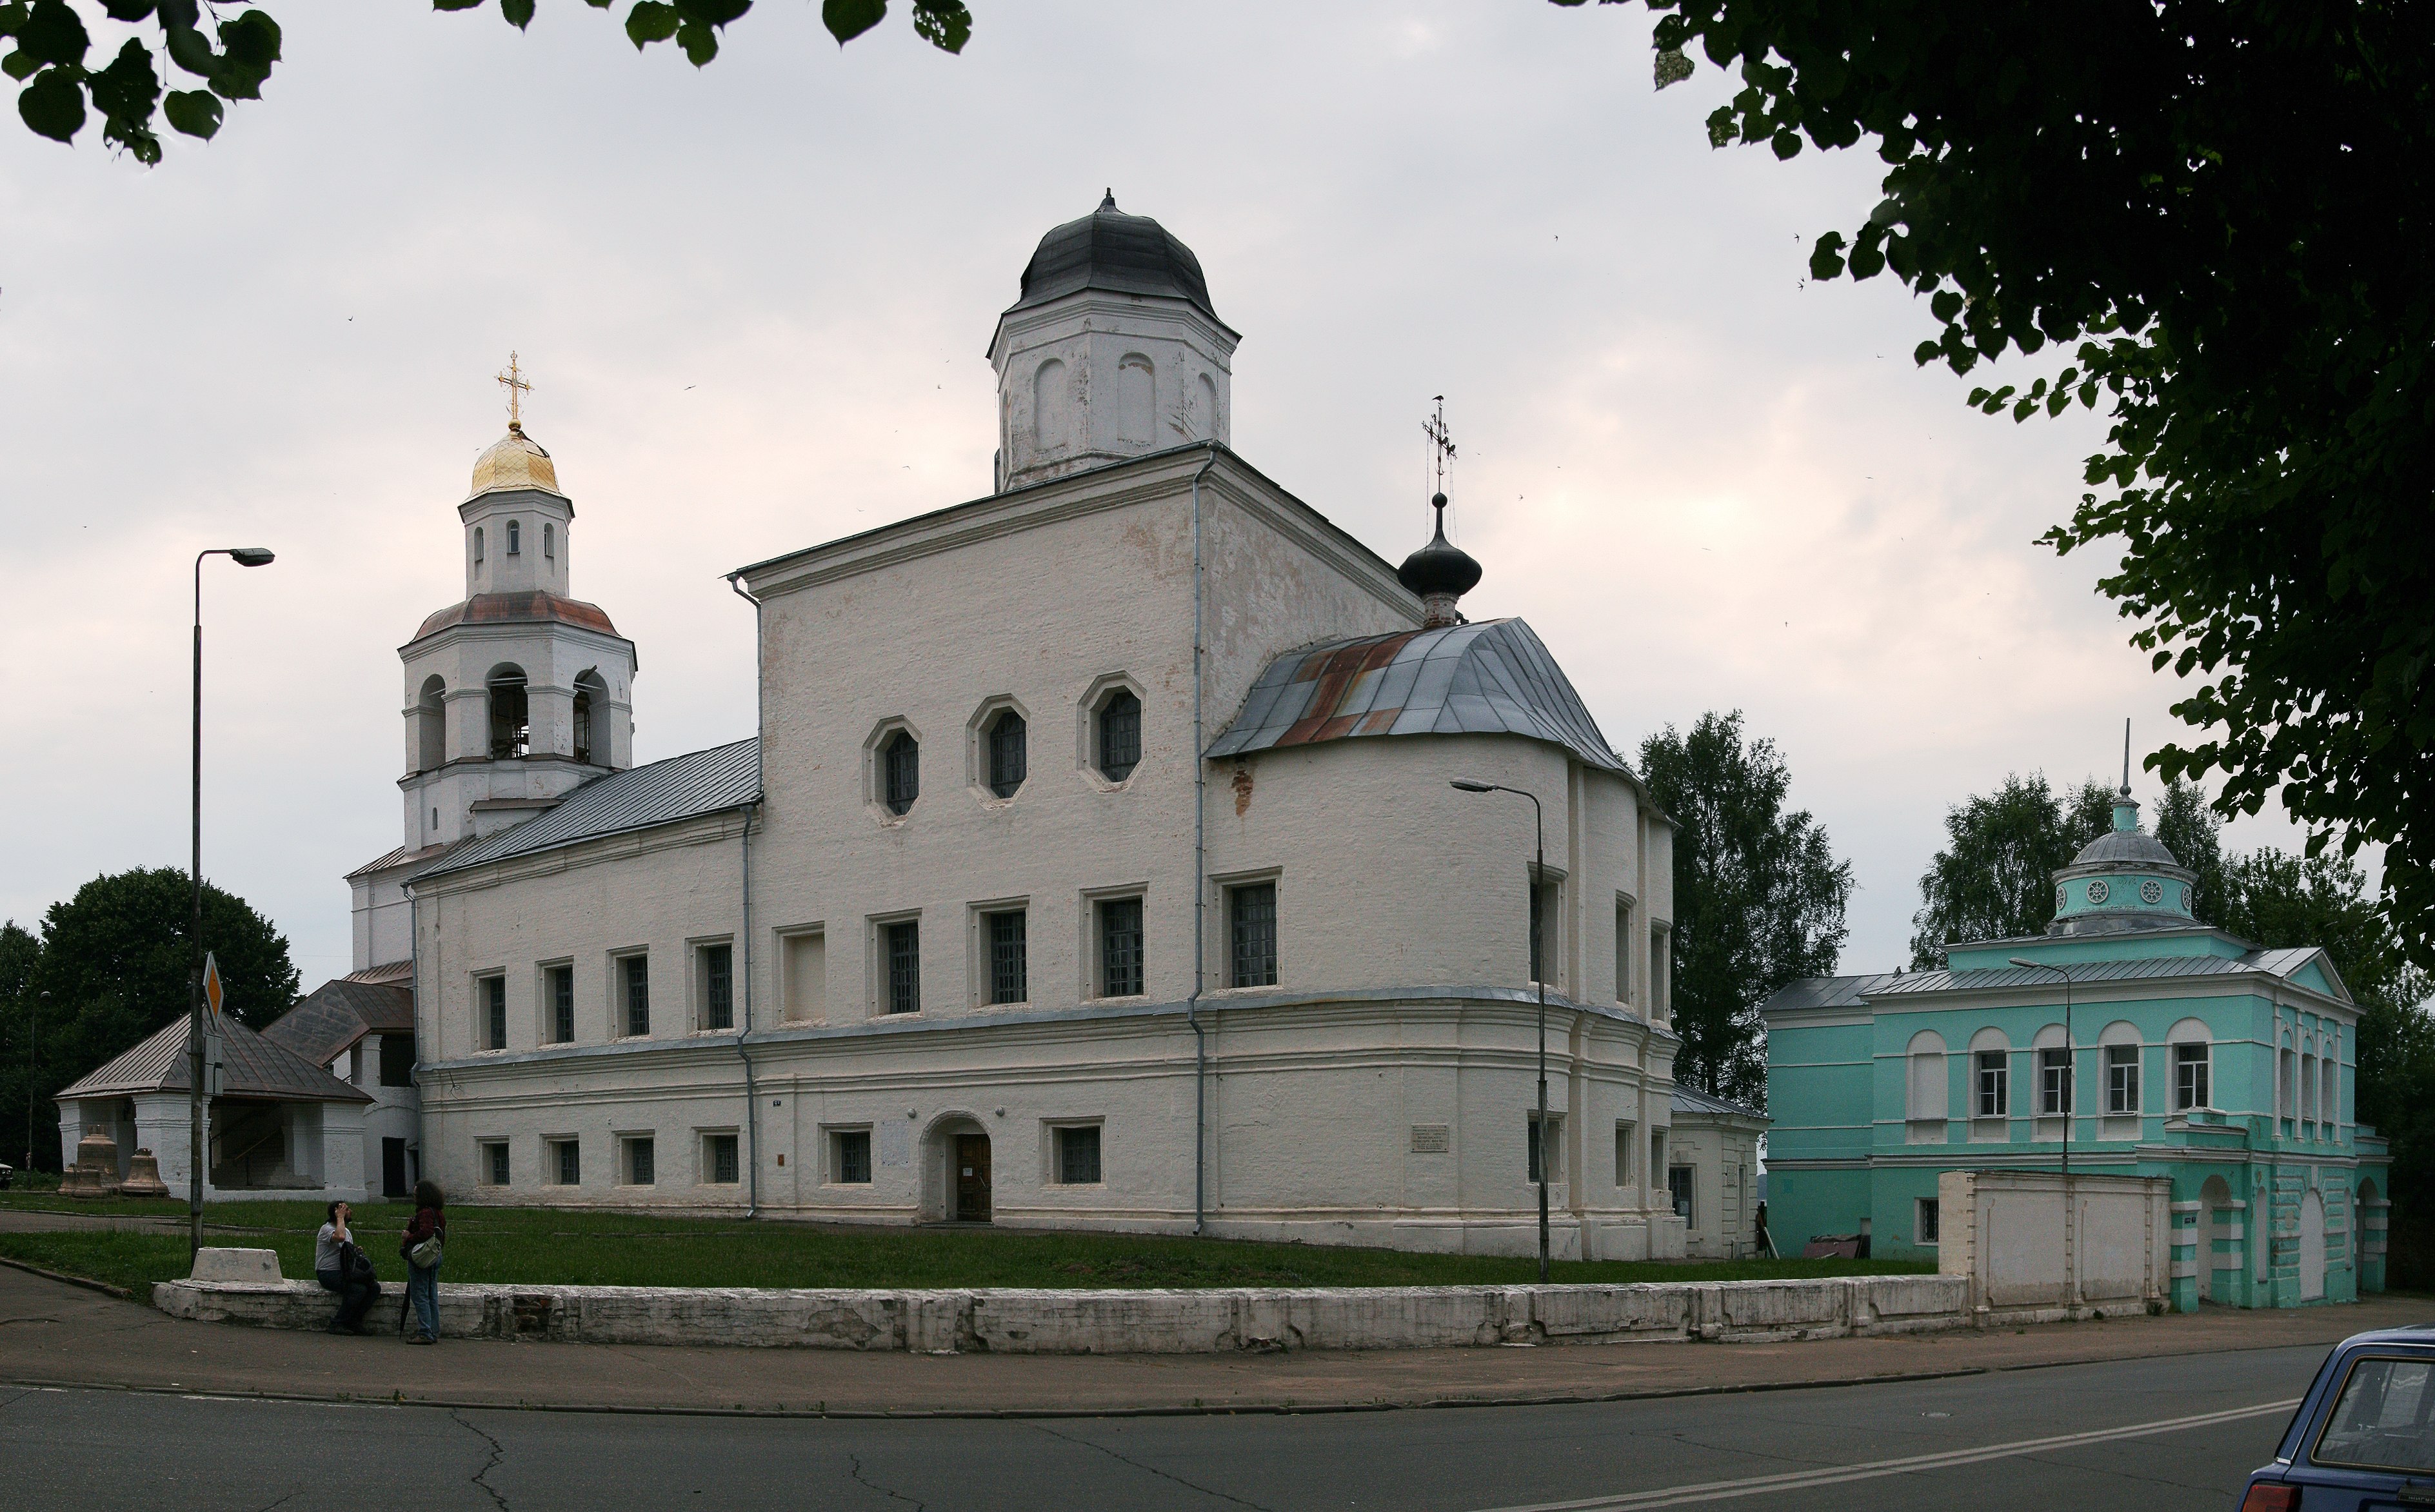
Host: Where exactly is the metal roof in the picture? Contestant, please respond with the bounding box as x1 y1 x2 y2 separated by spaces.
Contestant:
345 837 468 881
1207 617 1628 773
1764 946 2351 1014
1672 1086 1767 1120
415 738 760 882
262 977 415 1068
56 1015 370 1104
1006 194 1222 328
406 590 624 648
1761 973 1903 1013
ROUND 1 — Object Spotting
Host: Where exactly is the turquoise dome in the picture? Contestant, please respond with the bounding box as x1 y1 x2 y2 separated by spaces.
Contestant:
2047 788 2199 936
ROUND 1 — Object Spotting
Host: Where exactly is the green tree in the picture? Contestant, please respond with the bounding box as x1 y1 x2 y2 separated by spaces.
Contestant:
32 867 299 1101
2 0 968 159
1567 0 2435 968
0 921 44 1171
1638 711 1851 1106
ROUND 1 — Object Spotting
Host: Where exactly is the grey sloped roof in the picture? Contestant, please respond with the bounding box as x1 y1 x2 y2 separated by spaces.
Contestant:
1208 618 1627 773
1673 1086 1767 1121
263 977 415 1068
1760 973 1900 1015
57 1015 370 1104
2071 828 2183 868
1007 194 1222 327
416 739 760 882
1873 954 2256 996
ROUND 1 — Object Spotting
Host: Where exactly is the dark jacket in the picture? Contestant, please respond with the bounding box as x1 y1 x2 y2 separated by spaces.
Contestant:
401 1205 446 1261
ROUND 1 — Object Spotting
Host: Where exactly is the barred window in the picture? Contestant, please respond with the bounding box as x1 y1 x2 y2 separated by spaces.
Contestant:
831 1129 871 1184
624 1135 655 1186
882 730 919 815
988 910 1027 1004
483 1141 508 1186
704 1133 739 1186
481 975 506 1051
988 710 1027 798
1055 1124 1102 1184
549 965 575 1044
885 920 921 1014
1229 882 1277 988
1098 690 1140 782
552 1139 579 1186
1099 897 1144 997
701 943 733 1031
622 955 650 1037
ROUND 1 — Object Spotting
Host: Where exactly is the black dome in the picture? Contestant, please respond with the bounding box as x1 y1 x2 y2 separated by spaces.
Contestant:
1009 192 1222 325
1398 494 1484 600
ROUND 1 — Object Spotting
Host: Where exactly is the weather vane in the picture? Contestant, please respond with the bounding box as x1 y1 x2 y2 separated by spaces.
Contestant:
496 350 533 432
1424 395 1456 495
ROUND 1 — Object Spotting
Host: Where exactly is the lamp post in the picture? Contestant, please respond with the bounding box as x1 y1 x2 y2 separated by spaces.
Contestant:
192 546 274 1258
2010 958 2075 1180
1453 778 1551 1282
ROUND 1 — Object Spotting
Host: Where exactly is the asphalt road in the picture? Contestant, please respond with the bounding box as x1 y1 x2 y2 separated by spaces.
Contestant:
0 1343 2316 1512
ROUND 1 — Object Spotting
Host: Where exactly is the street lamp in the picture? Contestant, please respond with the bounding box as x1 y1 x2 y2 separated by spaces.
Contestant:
192 546 273 1258
2011 957 2075 1180
1453 777 1551 1283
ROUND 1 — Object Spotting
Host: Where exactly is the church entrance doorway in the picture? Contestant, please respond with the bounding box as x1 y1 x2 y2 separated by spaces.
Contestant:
2300 1188 2327 1301
382 1138 408 1198
955 1133 992 1222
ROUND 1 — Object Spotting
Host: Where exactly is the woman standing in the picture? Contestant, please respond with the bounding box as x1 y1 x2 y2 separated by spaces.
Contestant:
399 1180 446 1344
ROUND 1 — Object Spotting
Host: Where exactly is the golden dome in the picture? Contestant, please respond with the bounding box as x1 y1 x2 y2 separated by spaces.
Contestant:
468 423 563 499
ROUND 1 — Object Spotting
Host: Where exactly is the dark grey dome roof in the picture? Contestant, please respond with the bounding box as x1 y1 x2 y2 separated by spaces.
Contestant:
1398 494 1483 599
1008 193 1220 324
2072 828 2180 868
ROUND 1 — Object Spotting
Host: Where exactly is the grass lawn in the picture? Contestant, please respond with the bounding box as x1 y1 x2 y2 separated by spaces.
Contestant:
0 1192 1933 1297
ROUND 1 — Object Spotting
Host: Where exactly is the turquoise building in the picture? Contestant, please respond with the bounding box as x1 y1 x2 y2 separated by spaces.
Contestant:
1762 782 2389 1309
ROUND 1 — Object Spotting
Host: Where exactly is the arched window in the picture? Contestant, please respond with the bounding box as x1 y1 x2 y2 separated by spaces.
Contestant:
882 730 919 815
1033 358 1070 451
506 519 521 556
1117 354 1154 446
415 675 446 773
1969 1028 2011 1119
487 665 529 760
1905 1030 1947 1124
2033 1022 2072 1117
987 708 1027 798
543 522 555 559
573 670 608 766
2303 1046 2320 1128
2280 1035 2297 1125
1097 688 1140 782
1197 372 1219 439
2324 1043 2341 1132
473 525 485 564
2169 1018 2212 1111
2100 1020 2143 1116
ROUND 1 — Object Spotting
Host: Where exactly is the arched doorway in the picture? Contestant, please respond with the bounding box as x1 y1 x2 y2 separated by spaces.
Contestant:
2199 1175 2234 1302
2300 1188 2327 1301
923 1115 991 1223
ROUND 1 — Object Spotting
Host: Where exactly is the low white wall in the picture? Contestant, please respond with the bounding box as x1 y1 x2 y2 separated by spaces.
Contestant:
1937 1169 2171 1322
154 1273 1967 1353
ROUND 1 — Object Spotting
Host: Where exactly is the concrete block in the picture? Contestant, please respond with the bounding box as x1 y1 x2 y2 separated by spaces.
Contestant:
189 1248 282 1284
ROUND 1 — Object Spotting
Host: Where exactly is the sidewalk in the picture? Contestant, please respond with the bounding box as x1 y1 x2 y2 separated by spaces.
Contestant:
3 1262 2423 1418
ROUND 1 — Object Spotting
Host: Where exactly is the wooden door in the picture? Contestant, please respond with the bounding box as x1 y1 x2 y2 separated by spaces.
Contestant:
955 1133 991 1222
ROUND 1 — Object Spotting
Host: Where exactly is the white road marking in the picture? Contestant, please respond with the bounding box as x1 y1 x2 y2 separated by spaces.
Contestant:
1473 1397 2303 1511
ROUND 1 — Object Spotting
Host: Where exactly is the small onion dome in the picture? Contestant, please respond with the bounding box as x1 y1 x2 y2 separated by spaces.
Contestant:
469 423 563 499
1008 191 1222 326
1398 493 1482 628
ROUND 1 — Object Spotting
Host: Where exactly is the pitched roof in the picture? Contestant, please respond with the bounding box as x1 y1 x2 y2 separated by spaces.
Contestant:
56 1015 370 1104
1761 973 1903 1013
415 738 760 882
262 977 415 1068
1764 944 2356 1014
1208 618 1628 773
346 838 469 880
1673 1086 1767 1121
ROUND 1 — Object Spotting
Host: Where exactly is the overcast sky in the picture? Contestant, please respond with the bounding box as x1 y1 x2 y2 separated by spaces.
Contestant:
0 0 2334 994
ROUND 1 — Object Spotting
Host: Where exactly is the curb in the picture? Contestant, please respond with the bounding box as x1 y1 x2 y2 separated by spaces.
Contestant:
0 1255 133 1300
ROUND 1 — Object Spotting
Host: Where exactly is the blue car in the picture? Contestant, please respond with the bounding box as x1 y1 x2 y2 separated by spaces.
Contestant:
2240 1325 2435 1509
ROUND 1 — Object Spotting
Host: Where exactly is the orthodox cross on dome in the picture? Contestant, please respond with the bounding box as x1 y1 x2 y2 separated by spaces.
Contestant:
1424 394 1457 499
495 350 533 433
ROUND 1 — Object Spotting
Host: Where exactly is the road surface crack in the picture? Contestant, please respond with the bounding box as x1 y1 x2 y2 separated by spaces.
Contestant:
1028 1423 1280 1511
449 1408 512 1511
846 1452 924 1509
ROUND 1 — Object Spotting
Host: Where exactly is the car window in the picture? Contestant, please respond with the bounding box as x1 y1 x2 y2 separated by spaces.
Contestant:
2316 1356 2435 1472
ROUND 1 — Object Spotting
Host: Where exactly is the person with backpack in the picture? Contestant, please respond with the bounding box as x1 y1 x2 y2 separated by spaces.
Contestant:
313 1200 379 1335
399 1180 446 1344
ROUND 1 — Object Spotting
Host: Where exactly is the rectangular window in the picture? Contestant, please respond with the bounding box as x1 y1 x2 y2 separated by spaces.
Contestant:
2039 1046 2073 1115
550 1138 580 1186
2177 1042 2211 1110
481 1140 509 1187
379 1033 415 1087
830 1128 871 1184
703 1132 739 1186
988 910 1028 1005
1615 899 1633 1003
884 920 921 1014
481 975 507 1051
1976 1051 2009 1117
622 1135 655 1187
1229 882 1277 988
783 930 826 1022
1615 1122 1636 1187
1667 1165 1695 1223
548 965 575 1044
1054 1124 1102 1185
1099 897 1144 997
1651 926 1671 1019
2107 1044 2140 1115
2314 1356 2435 1471
1908 1051 1949 1122
1526 1112 1565 1183
621 954 650 1037
701 943 734 1031
1917 1197 1940 1246
1529 880 1560 986
1650 1129 1666 1188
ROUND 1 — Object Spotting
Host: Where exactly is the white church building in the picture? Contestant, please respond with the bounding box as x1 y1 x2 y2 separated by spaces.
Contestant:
328 197 1708 1258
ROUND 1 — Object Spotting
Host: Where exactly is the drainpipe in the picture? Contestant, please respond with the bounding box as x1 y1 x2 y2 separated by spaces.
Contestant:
728 573 767 1219
1188 443 1220 1236
404 878 417 1205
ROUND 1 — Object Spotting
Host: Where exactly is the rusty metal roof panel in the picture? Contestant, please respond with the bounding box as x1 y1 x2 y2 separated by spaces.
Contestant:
414 738 760 882
57 1015 371 1104
263 977 416 1067
1212 619 1626 772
